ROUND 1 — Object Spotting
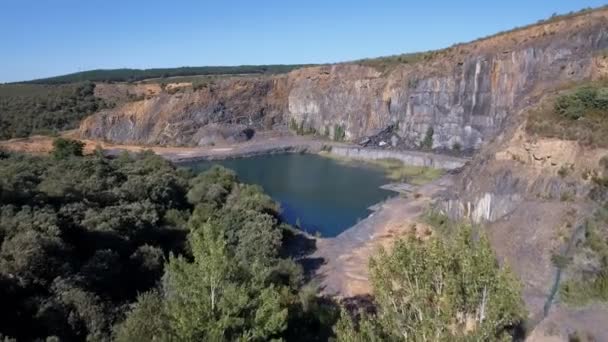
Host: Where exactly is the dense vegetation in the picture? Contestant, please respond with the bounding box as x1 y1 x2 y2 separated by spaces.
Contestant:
0 82 108 139
0 139 527 341
334 223 525 341
22 65 312 85
0 144 338 341
0 148 190 340
527 82 608 147
114 164 339 341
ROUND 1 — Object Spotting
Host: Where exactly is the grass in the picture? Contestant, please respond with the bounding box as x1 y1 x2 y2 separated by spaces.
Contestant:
526 81 608 148
560 275 608 306
319 153 443 185
368 158 443 185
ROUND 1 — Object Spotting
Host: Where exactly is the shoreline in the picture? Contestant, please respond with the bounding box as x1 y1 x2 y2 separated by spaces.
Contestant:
0 133 461 298
0 134 469 169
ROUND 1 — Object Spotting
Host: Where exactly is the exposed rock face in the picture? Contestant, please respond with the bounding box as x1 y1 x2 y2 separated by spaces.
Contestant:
81 77 289 146
81 9 608 150
434 119 608 337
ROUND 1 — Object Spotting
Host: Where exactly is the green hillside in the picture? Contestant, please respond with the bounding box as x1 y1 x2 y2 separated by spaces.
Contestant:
0 82 108 139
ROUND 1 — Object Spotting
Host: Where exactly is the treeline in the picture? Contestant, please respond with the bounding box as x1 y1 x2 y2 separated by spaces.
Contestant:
22 65 313 85
0 140 526 341
0 82 108 139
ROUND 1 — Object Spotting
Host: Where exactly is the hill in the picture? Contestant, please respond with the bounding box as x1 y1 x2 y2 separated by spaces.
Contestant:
20 65 314 84
0 82 108 139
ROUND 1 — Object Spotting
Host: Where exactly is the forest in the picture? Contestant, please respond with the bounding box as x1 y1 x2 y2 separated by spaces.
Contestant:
0 82 108 139
0 140 525 341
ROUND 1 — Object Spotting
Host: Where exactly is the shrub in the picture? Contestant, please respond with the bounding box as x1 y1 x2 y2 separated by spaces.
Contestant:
560 275 608 306
558 164 572 178
51 138 85 159
289 118 299 133
333 124 346 142
420 126 434 150
526 82 608 147
554 85 608 120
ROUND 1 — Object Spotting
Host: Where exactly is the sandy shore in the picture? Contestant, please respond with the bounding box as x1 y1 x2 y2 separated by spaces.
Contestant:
310 175 454 297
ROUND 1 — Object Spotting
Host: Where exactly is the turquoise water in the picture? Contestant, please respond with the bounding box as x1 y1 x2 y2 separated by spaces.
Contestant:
183 153 393 237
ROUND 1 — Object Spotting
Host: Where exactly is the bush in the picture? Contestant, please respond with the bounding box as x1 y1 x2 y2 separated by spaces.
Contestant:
554 85 608 120
51 138 85 159
560 275 608 306
420 126 434 150
333 124 346 142
526 82 608 147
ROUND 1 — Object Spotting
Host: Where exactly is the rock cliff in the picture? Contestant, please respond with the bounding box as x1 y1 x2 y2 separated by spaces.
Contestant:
80 9 608 151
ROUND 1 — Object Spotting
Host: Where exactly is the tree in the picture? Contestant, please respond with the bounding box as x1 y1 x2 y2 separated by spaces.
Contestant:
335 224 525 341
113 291 168 342
51 138 85 159
0 151 313 341
163 223 288 341
0 230 69 287
0 151 192 340
186 165 237 206
421 126 434 150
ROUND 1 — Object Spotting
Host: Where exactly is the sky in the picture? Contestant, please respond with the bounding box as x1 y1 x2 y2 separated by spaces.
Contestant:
0 0 606 83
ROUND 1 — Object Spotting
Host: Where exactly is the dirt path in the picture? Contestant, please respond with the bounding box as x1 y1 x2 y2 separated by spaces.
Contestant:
310 175 454 297
0 133 340 160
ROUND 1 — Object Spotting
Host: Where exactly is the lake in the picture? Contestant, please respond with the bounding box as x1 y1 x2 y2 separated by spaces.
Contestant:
183 153 393 237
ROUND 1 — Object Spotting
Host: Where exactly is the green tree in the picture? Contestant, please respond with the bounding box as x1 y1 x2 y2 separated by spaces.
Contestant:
335 224 525 341
51 138 85 159
333 124 346 142
186 165 237 206
0 151 192 340
114 291 169 342
334 310 384 342
163 222 288 341
421 126 434 150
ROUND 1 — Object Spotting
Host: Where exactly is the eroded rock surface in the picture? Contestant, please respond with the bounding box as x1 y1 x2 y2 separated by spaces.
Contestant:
81 10 608 151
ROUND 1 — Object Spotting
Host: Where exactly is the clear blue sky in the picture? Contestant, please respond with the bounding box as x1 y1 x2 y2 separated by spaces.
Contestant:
1 0 606 82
